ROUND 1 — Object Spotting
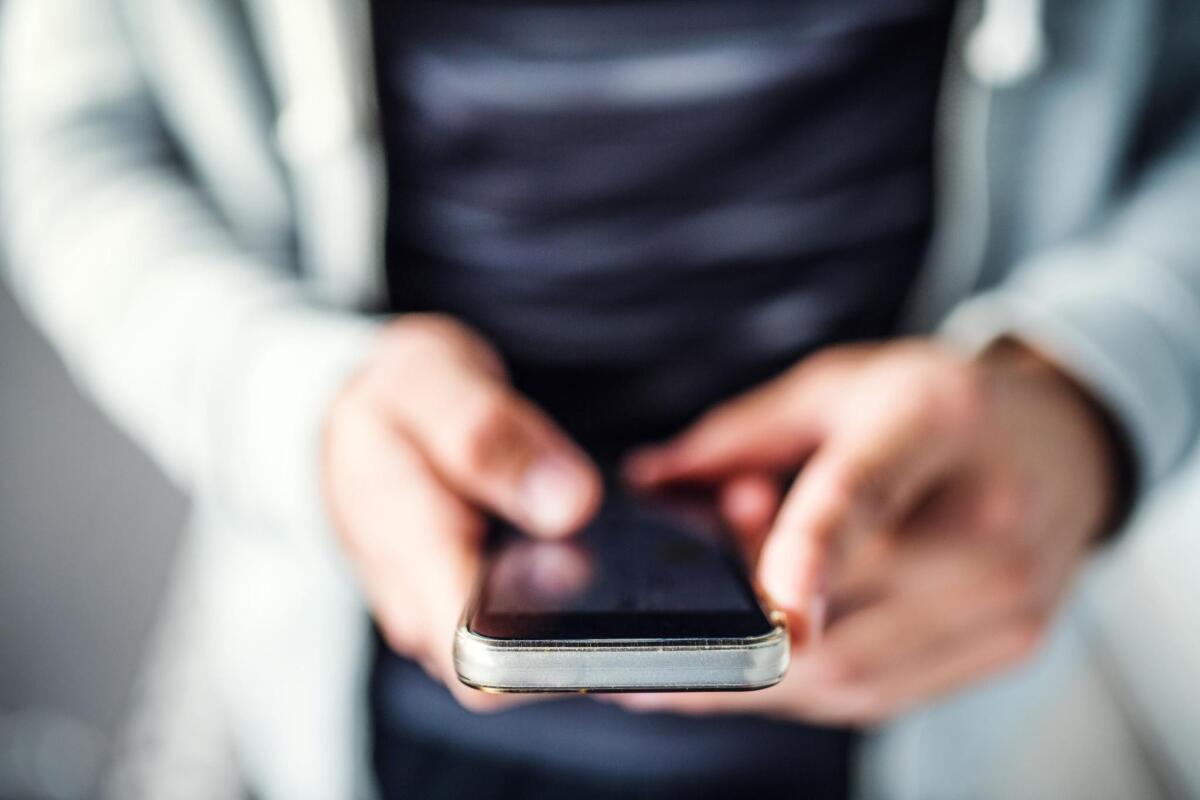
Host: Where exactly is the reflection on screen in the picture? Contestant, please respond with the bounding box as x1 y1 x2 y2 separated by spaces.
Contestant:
483 492 756 615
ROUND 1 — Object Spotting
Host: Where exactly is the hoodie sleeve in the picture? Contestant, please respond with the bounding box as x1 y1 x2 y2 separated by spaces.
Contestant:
943 109 1200 497
0 0 380 546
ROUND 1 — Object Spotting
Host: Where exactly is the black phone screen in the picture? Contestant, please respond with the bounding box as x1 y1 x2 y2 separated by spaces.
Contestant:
468 491 775 641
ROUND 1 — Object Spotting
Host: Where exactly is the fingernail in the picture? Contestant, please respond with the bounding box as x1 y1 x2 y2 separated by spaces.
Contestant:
521 455 590 536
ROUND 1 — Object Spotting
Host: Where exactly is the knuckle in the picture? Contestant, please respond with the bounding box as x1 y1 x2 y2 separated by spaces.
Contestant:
825 463 893 526
935 366 986 435
903 389 941 432
382 315 506 386
380 315 450 368
389 313 469 353
823 465 865 512
456 393 521 475
805 510 842 552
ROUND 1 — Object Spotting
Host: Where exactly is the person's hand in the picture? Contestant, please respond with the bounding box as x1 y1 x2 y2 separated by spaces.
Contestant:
323 314 602 709
620 339 1122 725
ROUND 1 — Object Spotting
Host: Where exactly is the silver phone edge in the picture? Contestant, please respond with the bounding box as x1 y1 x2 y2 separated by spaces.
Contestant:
453 622 790 693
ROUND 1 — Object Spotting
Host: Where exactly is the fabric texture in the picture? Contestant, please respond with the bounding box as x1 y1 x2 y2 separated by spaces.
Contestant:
376 0 951 452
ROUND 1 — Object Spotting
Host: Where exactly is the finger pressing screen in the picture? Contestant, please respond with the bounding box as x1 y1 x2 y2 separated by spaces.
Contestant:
758 388 965 645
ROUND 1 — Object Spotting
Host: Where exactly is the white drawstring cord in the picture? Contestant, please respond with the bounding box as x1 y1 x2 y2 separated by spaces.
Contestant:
965 0 1047 87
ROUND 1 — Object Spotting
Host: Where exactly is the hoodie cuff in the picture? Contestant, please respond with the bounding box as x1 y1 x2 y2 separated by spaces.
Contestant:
210 304 380 555
940 245 1199 500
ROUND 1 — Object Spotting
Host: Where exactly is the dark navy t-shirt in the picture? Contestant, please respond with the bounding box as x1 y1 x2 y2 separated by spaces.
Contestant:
370 0 952 794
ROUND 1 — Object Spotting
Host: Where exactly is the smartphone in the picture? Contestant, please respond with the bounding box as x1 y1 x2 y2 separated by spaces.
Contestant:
454 490 789 693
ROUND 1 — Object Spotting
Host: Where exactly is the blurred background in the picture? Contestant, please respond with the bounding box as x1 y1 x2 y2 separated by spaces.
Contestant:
0 283 184 800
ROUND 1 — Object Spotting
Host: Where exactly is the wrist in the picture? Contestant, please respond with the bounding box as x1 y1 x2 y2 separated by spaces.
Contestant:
978 338 1134 542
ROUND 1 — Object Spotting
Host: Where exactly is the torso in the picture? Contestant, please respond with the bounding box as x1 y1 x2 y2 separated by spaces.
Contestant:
369 0 953 794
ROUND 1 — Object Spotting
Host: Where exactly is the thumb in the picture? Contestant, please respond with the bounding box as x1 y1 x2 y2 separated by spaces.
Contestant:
387 368 602 539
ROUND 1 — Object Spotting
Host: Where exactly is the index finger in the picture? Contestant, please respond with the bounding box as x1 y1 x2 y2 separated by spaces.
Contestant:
758 392 968 643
